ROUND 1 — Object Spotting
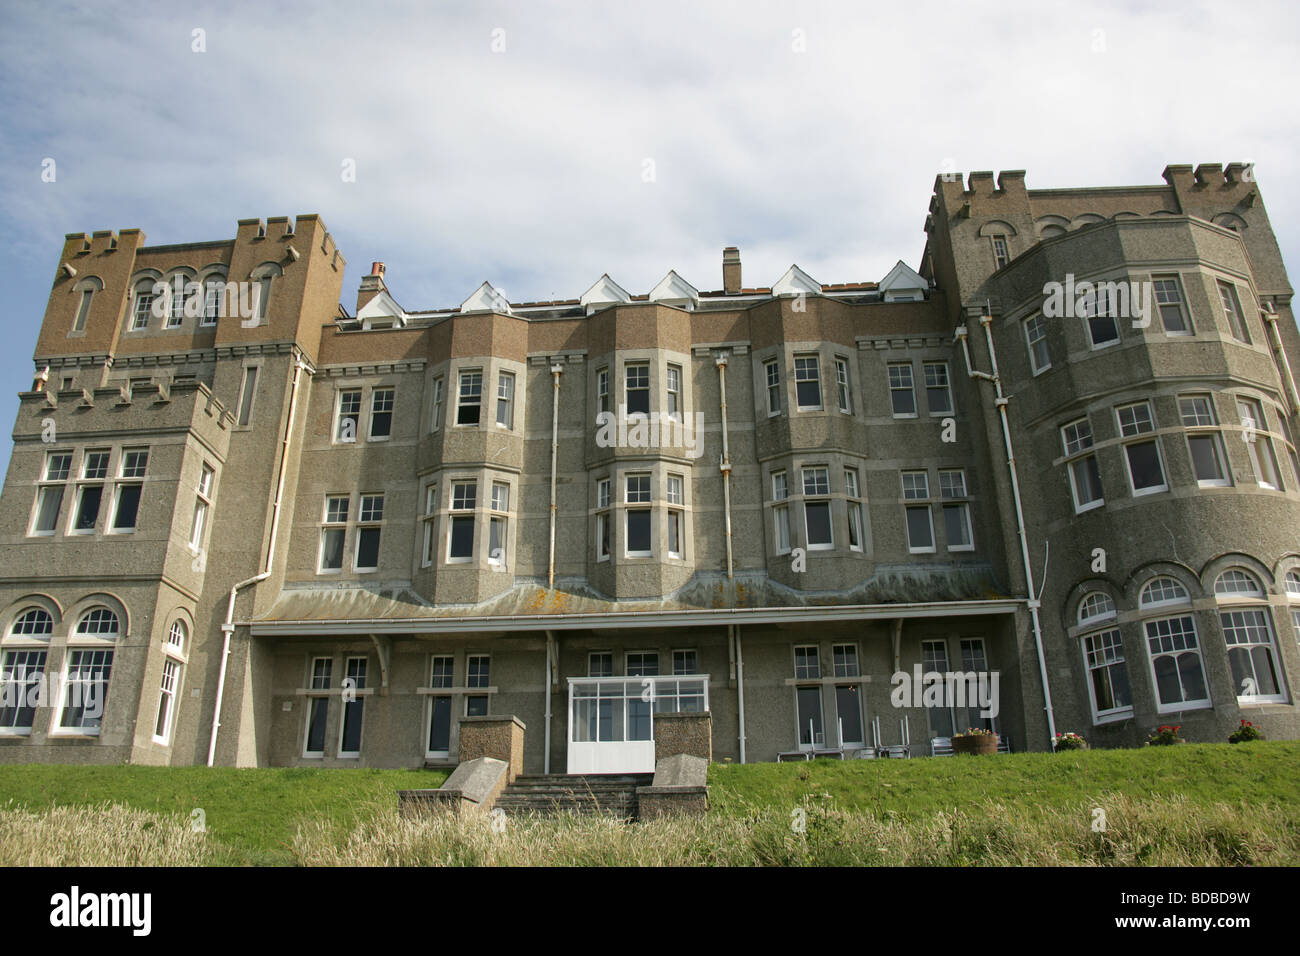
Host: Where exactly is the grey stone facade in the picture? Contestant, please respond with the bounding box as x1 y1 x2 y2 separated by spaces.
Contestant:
2 165 1298 772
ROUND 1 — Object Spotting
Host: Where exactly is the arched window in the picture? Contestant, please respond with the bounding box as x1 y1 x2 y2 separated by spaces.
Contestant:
166 619 186 654
249 263 283 324
1214 568 1263 597
71 277 103 333
1 608 52 732
9 607 53 638
1077 591 1116 627
1285 569 1300 598
162 271 196 328
1140 576 1188 609
1284 571 1300 645
201 275 226 326
131 280 157 330
1214 568 1285 703
57 606 119 734
1138 576 1209 712
154 620 187 744
1076 591 1131 722
75 607 119 639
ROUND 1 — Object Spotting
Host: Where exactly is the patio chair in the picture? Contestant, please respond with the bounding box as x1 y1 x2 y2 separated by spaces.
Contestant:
850 747 878 759
930 736 954 757
997 732 1011 754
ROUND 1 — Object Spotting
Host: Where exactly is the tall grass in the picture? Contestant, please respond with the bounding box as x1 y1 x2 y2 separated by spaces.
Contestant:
0 802 212 866
3 793 1294 866
291 793 1300 867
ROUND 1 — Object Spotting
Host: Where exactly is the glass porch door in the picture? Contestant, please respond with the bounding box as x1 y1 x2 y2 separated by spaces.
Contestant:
567 675 708 774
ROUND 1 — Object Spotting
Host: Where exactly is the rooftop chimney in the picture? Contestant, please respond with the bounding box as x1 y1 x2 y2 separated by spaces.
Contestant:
357 261 389 313
723 247 741 294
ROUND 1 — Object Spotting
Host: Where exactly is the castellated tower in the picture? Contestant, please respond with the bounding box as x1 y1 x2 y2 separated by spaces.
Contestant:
924 164 1300 747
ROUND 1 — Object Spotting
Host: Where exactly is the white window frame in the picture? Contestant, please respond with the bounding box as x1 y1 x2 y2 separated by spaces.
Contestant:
1024 315 1050 374
456 369 483 426
496 371 515 429
794 354 822 411
764 359 782 416
368 387 394 441
888 363 917 418
1116 401 1167 496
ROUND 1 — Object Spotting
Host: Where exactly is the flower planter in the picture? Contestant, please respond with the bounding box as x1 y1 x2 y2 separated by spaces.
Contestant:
951 733 998 755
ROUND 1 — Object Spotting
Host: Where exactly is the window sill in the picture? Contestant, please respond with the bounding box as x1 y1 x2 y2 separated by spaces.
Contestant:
47 731 101 739
908 547 937 555
891 413 918 420
1073 499 1105 514
947 545 976 553
1155 701 1212 715
1131 485 1169 497
1091 709 1133 725
0 728 33 737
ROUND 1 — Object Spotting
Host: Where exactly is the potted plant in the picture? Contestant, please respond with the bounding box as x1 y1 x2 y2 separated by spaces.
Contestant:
1053 732 1088 751
951 727 998 755
1228 720 1263 744
1145 724 1183 746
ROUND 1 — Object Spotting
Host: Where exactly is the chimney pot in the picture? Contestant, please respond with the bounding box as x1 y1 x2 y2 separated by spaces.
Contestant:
371 261 386 276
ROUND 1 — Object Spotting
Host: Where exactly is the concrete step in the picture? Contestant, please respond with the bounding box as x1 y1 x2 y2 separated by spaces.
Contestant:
495 773 651 819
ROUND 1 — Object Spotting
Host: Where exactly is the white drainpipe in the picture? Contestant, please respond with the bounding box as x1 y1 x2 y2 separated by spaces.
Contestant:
548 364 562 589
207 354 308 766
1262 304 1300 414
733 624 746 763
715 354 734 579
956 318 1058 746
543 630 556 774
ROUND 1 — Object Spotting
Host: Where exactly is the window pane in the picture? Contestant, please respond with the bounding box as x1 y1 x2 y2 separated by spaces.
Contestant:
1126 441 1165 490
74 486 102 531
906 506 933 550
626 510 651 553
805 501 831 546
112 485 141 531
356 528 381 569
449 515 474 558
1188 435 1226 483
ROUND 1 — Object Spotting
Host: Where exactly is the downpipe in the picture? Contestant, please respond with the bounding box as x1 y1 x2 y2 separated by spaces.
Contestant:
956 318 1058 746
716 355 734 580
207 354 308 766
548 364 562 589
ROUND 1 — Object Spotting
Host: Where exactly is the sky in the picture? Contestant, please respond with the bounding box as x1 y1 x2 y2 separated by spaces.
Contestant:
1 0 1298 476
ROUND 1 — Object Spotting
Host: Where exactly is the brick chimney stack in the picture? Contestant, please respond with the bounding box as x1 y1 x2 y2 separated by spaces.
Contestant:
723 247 741 294
356 261 388 313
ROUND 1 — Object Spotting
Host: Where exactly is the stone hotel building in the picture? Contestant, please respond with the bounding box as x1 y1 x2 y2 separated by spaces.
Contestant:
2 163 1299 773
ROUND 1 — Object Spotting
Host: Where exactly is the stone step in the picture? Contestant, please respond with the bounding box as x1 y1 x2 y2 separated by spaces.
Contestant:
495 773 650 819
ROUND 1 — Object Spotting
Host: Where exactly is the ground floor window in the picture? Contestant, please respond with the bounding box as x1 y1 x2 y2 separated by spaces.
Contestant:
1144 616 1210 711
58 649 113 733
0 650 46 732
1082 628 1132 721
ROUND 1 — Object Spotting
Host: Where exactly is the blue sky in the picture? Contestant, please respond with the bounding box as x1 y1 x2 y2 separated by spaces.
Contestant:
1 0 1298 476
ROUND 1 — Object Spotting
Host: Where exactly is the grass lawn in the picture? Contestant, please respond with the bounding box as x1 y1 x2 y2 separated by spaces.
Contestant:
708 741 1300 819
0 765 447 865
1 742 1296 865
